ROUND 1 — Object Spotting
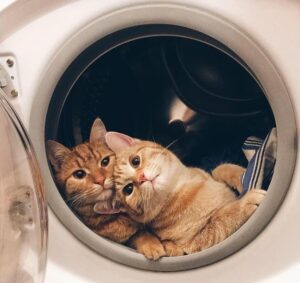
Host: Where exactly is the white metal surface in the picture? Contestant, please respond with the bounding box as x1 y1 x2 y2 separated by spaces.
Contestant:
1 0 300 282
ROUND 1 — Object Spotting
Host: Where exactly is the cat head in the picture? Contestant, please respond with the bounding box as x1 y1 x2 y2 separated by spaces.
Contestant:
102 132 185 222
47 118 115 207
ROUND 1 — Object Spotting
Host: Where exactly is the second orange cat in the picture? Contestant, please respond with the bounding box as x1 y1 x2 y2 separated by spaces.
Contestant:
100 132 266 257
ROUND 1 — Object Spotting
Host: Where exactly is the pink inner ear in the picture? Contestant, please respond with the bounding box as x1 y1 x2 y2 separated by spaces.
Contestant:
105 132 135 153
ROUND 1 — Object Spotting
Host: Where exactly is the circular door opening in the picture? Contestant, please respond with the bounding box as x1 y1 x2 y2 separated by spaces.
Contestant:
44 24 296 271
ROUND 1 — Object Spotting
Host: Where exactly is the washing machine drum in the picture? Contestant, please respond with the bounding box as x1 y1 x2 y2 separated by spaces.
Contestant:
0 92 47 283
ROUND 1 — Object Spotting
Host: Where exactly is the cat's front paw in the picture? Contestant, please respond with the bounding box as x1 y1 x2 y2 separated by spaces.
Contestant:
212 164 245 194
241 189 266 216
162 241 184 257
138 240 166 261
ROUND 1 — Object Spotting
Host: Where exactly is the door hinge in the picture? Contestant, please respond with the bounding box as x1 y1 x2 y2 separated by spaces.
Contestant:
0 56 20 99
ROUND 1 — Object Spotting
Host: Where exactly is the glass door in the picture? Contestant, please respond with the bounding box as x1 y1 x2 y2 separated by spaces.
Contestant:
0 90 48 283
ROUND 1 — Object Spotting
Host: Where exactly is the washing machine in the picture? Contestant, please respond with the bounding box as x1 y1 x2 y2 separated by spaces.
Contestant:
1 0 300 282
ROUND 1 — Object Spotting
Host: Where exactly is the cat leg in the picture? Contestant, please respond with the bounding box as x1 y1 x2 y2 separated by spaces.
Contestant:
130 231 166 260
212 164 246 194
95 215 140 243
184 189 266 254
162 240 185 257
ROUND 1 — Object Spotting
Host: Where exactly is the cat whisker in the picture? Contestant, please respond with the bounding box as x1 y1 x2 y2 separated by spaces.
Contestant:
68 187 105 208
149 135 184 173
151 133 157 143
165 137 181 150
70 195 86 207
147 140 176 175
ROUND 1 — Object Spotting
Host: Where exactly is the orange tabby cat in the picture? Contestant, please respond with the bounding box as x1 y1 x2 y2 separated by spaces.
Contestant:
47 119 140 243
47 119 166 260
102 132 266 257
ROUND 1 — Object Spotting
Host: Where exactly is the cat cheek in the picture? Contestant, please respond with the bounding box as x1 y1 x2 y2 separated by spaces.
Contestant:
130 193 142 209
126 199 141 215
124 194 133 206
125 164 137 176
66 178 86 191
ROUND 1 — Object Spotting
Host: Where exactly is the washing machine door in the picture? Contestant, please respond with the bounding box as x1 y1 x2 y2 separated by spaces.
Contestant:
0 90 48 283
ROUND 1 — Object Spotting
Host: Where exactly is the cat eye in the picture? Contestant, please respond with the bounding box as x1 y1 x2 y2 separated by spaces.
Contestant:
73 170 86 179
101 156 110 167
123 183 134 196
130 156 140 168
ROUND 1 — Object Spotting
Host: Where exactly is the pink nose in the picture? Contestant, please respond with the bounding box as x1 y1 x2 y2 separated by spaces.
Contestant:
138 172 148 184
95 176 105 186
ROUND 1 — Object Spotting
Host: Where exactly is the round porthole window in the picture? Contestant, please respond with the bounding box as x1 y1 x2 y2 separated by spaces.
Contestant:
42 19 296 271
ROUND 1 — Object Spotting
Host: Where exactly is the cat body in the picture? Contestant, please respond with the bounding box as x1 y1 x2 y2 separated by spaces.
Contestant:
105 133 266 255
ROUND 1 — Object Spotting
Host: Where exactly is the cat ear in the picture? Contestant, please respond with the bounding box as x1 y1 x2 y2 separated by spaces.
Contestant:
89 118 107 143
105 132 137 153
46 140 71 171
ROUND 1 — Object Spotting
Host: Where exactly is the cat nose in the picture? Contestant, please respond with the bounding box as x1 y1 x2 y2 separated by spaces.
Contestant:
95 176 105 186
138 172 148 184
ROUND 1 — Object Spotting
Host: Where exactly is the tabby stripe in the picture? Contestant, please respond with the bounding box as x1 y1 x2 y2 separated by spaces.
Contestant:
74 159 81 168
73 150 86 162
87 144 98 159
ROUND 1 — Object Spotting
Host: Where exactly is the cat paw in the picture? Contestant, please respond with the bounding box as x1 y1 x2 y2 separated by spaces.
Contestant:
241 189 266 216
162 241 184 257
138 241 166 261
212 164 245 194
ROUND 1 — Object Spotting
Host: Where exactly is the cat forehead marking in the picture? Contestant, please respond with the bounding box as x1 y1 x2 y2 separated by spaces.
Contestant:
73 143 111 161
